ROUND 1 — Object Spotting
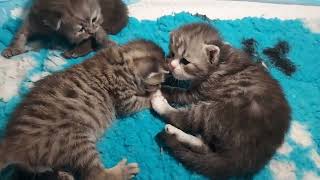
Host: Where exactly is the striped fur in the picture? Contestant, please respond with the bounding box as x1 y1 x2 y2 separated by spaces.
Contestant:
153 23 291 179
1 0 128 59
0 40 166 180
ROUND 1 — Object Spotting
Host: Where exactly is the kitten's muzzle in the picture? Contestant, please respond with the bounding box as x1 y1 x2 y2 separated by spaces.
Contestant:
166 59 174 71
88 28 95 35
87 26 99 35
167 59 179 71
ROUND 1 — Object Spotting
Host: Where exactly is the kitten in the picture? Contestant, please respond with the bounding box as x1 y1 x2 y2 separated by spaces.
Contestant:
0 40 168 180
151 23 291 178
1 0 128 59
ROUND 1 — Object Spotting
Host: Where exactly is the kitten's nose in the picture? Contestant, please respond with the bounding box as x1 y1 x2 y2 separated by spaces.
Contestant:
88 28 95 35
169 60 179 70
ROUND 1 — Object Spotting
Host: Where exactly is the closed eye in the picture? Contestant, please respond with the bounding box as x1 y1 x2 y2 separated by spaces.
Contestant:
180 58 190 65
92 17 97 22
78 26 85 33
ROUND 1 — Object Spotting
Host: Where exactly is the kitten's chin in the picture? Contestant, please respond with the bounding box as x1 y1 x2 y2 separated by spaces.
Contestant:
72 35 91 45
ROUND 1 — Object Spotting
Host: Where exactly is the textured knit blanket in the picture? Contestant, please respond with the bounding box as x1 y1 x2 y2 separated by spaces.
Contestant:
0 0 320 179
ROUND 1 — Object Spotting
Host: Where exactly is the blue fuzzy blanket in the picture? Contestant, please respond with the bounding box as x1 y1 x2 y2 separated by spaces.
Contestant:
0 0 320 179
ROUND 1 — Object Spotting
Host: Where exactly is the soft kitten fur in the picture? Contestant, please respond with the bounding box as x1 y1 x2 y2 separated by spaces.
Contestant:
0 40 167 180
151 23 291 178
1 0 128 59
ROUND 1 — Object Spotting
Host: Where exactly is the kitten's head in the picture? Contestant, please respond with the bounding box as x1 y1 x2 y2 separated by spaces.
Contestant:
167 23 224 80
120 40 169 93
45 0 103 44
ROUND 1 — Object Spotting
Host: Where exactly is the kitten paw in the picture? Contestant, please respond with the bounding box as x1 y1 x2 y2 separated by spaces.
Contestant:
62 50 79 59
165 124 177 135
151 90 174 115
57 171 74 180
106 159 139 180
1 47 25 58
151 89 163 98
156 130 180 149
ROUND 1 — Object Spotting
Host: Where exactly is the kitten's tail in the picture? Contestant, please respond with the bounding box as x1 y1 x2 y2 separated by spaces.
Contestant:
170 146 254 178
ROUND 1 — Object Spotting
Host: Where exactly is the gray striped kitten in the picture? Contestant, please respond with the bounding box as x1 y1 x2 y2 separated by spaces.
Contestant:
0 40 167 180
152 23 291 178
2 0 128 59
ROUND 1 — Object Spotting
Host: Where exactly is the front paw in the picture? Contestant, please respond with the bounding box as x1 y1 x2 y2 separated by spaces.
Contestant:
62 50 81 59
2 46 26 58
156 130 180 149
106 159 139 180
151 90 173 115
165 124 178 135
57 171 75 180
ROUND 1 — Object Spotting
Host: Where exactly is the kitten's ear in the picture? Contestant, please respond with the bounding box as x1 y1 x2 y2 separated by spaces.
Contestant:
161 67 170 74
169 32 175 51
203 44 220 64
43 12 63 31
170 31 183 46
169 32 175 44
144 72 166 86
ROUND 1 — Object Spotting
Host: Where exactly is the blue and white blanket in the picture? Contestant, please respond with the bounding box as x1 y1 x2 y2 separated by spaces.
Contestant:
0 0 319 179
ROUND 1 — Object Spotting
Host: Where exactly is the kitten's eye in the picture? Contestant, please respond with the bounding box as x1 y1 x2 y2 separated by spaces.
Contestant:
180 58 190 65
92 17 97 22
78 26 85 33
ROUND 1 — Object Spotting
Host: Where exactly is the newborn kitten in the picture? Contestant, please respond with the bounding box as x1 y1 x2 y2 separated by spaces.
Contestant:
1 0 128 59
0 40 167 180
152 23 291 178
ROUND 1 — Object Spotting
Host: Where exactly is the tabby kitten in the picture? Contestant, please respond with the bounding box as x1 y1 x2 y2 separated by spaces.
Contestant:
151 23 291 178
0 40 168 180
1 0 128 59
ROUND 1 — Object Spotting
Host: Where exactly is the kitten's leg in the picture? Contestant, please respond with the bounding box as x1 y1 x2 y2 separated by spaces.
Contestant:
62 39 94 59
161 86 199 105
63 26 116 59
58 140 138 180
106 159 139 180
83 159 139 180
157 129 209 154
5 137 138 180
94 26 116 48
151 90 175 115
2 20 31 58
118 95 151 115
132 96 152 110
164 124 209 153
151 90 203 133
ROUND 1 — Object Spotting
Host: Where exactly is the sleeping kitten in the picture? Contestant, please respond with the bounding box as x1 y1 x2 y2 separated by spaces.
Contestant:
151 23 291 178
1 0 128 59
0 40 168 180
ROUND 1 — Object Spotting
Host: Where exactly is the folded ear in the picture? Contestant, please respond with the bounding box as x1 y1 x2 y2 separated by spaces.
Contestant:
144 72 165 86
203 44 220 64
160 69 170 74
169 32 175 45
42 12 63 31
170 31 183 47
